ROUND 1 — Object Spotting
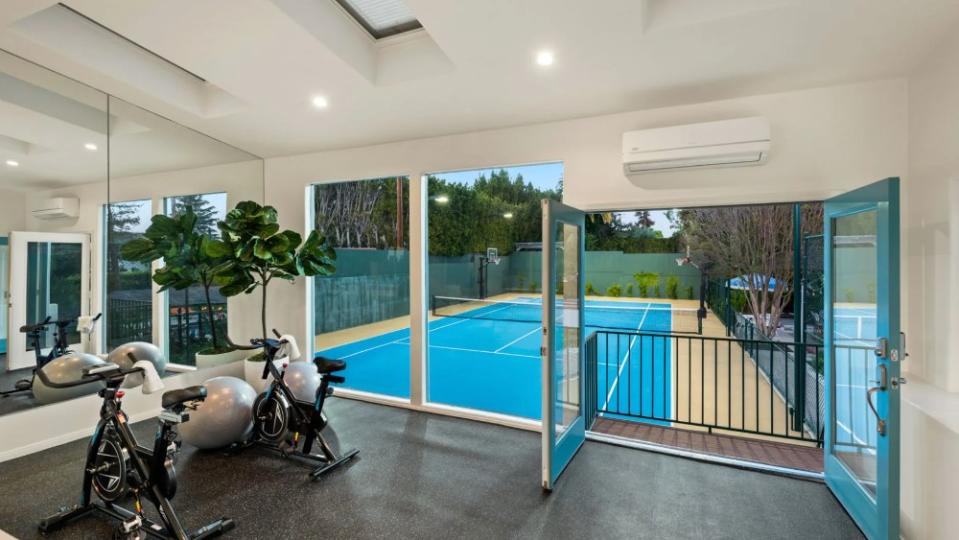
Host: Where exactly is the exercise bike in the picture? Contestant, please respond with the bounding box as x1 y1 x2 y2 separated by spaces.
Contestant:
237 330 358 479
1 313 101 398
36 355 235 540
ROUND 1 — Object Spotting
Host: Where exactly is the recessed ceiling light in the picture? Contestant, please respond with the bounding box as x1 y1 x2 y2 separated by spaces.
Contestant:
311 95 329 109
535 50 554 67
84 142 98 151
5 160 18 167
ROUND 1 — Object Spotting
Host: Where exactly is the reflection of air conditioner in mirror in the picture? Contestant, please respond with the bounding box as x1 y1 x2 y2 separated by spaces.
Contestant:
31 197 79 220
623 117 770 178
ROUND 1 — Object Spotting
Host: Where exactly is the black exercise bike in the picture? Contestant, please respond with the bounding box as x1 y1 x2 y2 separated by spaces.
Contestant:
1 313 101 397
236 331 358 479
36 356 235 540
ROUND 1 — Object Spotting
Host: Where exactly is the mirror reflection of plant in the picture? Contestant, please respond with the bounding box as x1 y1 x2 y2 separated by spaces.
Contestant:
120 207 229 353
206 201 336 343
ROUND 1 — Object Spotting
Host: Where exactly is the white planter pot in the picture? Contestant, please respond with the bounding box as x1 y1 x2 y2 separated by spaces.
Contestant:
195 348 252 369
244 357 286 393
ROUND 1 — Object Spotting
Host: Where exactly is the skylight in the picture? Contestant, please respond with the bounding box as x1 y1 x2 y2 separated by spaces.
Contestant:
334 0 422 39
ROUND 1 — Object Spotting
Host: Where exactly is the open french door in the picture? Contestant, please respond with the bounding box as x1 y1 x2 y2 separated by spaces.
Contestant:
6 232 90 371
541 199 586 491
823 178 901 539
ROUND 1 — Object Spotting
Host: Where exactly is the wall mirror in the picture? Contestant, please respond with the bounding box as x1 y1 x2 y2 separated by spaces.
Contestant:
0 51 263 417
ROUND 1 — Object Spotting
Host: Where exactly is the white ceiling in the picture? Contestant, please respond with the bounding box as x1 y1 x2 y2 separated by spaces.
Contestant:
1 0 957 159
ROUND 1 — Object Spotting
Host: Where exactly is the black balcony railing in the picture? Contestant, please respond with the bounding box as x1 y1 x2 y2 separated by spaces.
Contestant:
106 297 227 365
585 330 872 445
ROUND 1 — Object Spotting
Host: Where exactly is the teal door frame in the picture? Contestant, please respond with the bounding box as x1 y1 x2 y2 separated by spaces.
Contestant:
541 199 586 491
823 178 900 540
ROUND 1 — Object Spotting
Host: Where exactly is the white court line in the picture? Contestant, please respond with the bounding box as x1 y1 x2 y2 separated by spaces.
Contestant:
496 326 541 353
429 344 539 359
601 306 651 410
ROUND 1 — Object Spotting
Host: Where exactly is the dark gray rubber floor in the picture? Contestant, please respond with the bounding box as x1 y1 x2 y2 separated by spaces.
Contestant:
0 398 863 539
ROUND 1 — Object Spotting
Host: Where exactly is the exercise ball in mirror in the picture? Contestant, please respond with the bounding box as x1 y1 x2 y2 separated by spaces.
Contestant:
33 353 107 404
178 376 256 450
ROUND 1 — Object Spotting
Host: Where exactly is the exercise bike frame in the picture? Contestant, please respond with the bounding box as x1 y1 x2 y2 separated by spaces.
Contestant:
1 313 101 398
36 361 234 540
239 334 358 479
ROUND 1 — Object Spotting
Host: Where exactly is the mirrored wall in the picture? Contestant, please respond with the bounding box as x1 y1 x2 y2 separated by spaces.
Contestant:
0 50 263 417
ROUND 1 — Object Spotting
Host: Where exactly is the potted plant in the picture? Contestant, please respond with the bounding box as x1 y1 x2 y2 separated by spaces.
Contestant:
206 201 336 387
120 207 245 367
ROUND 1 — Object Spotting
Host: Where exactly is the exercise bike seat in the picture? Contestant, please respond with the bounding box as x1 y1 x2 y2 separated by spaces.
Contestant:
313 356 346 374
161 386 207 410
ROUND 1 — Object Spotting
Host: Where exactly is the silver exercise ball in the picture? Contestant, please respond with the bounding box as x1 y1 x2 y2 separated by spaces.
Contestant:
33 353 107 404
108 342 167 387
178 376 257 450
284 361 322 402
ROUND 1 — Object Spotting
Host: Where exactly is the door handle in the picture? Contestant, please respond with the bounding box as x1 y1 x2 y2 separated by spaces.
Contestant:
866 363 887 436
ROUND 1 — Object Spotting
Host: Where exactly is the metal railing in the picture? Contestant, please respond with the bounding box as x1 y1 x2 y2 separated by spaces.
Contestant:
106 297 227 365
586 329 871 445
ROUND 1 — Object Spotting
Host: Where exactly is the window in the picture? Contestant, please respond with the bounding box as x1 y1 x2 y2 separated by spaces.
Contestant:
312 177 410 398
104 199 152 349
163 193 229 365
426 163 563 418
334 0 422 39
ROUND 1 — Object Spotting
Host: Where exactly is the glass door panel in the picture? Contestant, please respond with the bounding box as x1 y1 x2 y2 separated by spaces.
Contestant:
541 199 585 490
7 232 90 371
824 178 900 540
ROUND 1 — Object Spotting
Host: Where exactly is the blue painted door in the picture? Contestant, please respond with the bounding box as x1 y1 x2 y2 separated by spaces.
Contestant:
824 178 901 539
541 199 586 491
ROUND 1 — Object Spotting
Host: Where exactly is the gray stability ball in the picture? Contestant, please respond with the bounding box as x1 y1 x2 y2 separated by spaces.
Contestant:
283 361 322 402
178 376 257 449
33 353 108 404
108 341 167 375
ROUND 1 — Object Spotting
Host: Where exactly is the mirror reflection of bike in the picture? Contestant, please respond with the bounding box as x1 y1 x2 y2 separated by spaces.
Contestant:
35 354 235 540
0 313 101 398
236 330 359 479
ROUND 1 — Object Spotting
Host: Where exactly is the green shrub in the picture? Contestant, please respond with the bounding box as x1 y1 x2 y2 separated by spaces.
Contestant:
626 283 634 297
633 272 659 298
666 276 679 299
653 284 661 298
685 285 694 300
529 282 538 293
586 281 596 295
607 283 622 297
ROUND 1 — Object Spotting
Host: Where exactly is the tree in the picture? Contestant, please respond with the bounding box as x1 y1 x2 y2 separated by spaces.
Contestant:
680 204 822 338
106 202 144 291
169 194 220 237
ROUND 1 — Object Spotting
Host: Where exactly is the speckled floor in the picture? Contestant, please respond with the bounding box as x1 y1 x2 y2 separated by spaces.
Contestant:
0 398 863 539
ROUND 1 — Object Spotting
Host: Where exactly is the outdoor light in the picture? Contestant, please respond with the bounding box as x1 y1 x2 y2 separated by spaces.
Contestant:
5 160 18 167
84 142 98 151
535 50 555 66
311 95 329 109
503 212 514 219
434 195 449 204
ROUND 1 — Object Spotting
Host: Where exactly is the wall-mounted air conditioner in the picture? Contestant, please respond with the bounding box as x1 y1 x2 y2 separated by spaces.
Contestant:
622 117 770 178
31 197 79 220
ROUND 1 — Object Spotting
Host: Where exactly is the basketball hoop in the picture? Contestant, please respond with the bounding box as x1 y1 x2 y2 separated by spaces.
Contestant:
486 247 500 265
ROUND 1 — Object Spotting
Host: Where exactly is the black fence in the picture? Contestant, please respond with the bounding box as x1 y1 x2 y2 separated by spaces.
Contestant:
106 297 228 365
589 329 831 444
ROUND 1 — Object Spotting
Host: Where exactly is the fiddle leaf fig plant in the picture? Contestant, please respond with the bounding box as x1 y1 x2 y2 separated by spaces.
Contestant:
120 207 230 353
206 201 336 344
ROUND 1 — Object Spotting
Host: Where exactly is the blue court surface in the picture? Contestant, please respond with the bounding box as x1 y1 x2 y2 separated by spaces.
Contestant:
832 306 879 451
317 297 677 420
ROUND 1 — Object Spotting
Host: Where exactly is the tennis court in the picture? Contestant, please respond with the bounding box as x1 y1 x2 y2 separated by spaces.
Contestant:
317 296 699 420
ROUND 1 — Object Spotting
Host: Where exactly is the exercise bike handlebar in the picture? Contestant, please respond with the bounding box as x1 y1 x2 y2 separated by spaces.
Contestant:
19 313 102 334
35 362 144 389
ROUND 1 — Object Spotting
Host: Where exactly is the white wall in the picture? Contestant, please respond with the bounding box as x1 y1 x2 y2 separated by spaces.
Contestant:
0 189 26 234
898 28 959 540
